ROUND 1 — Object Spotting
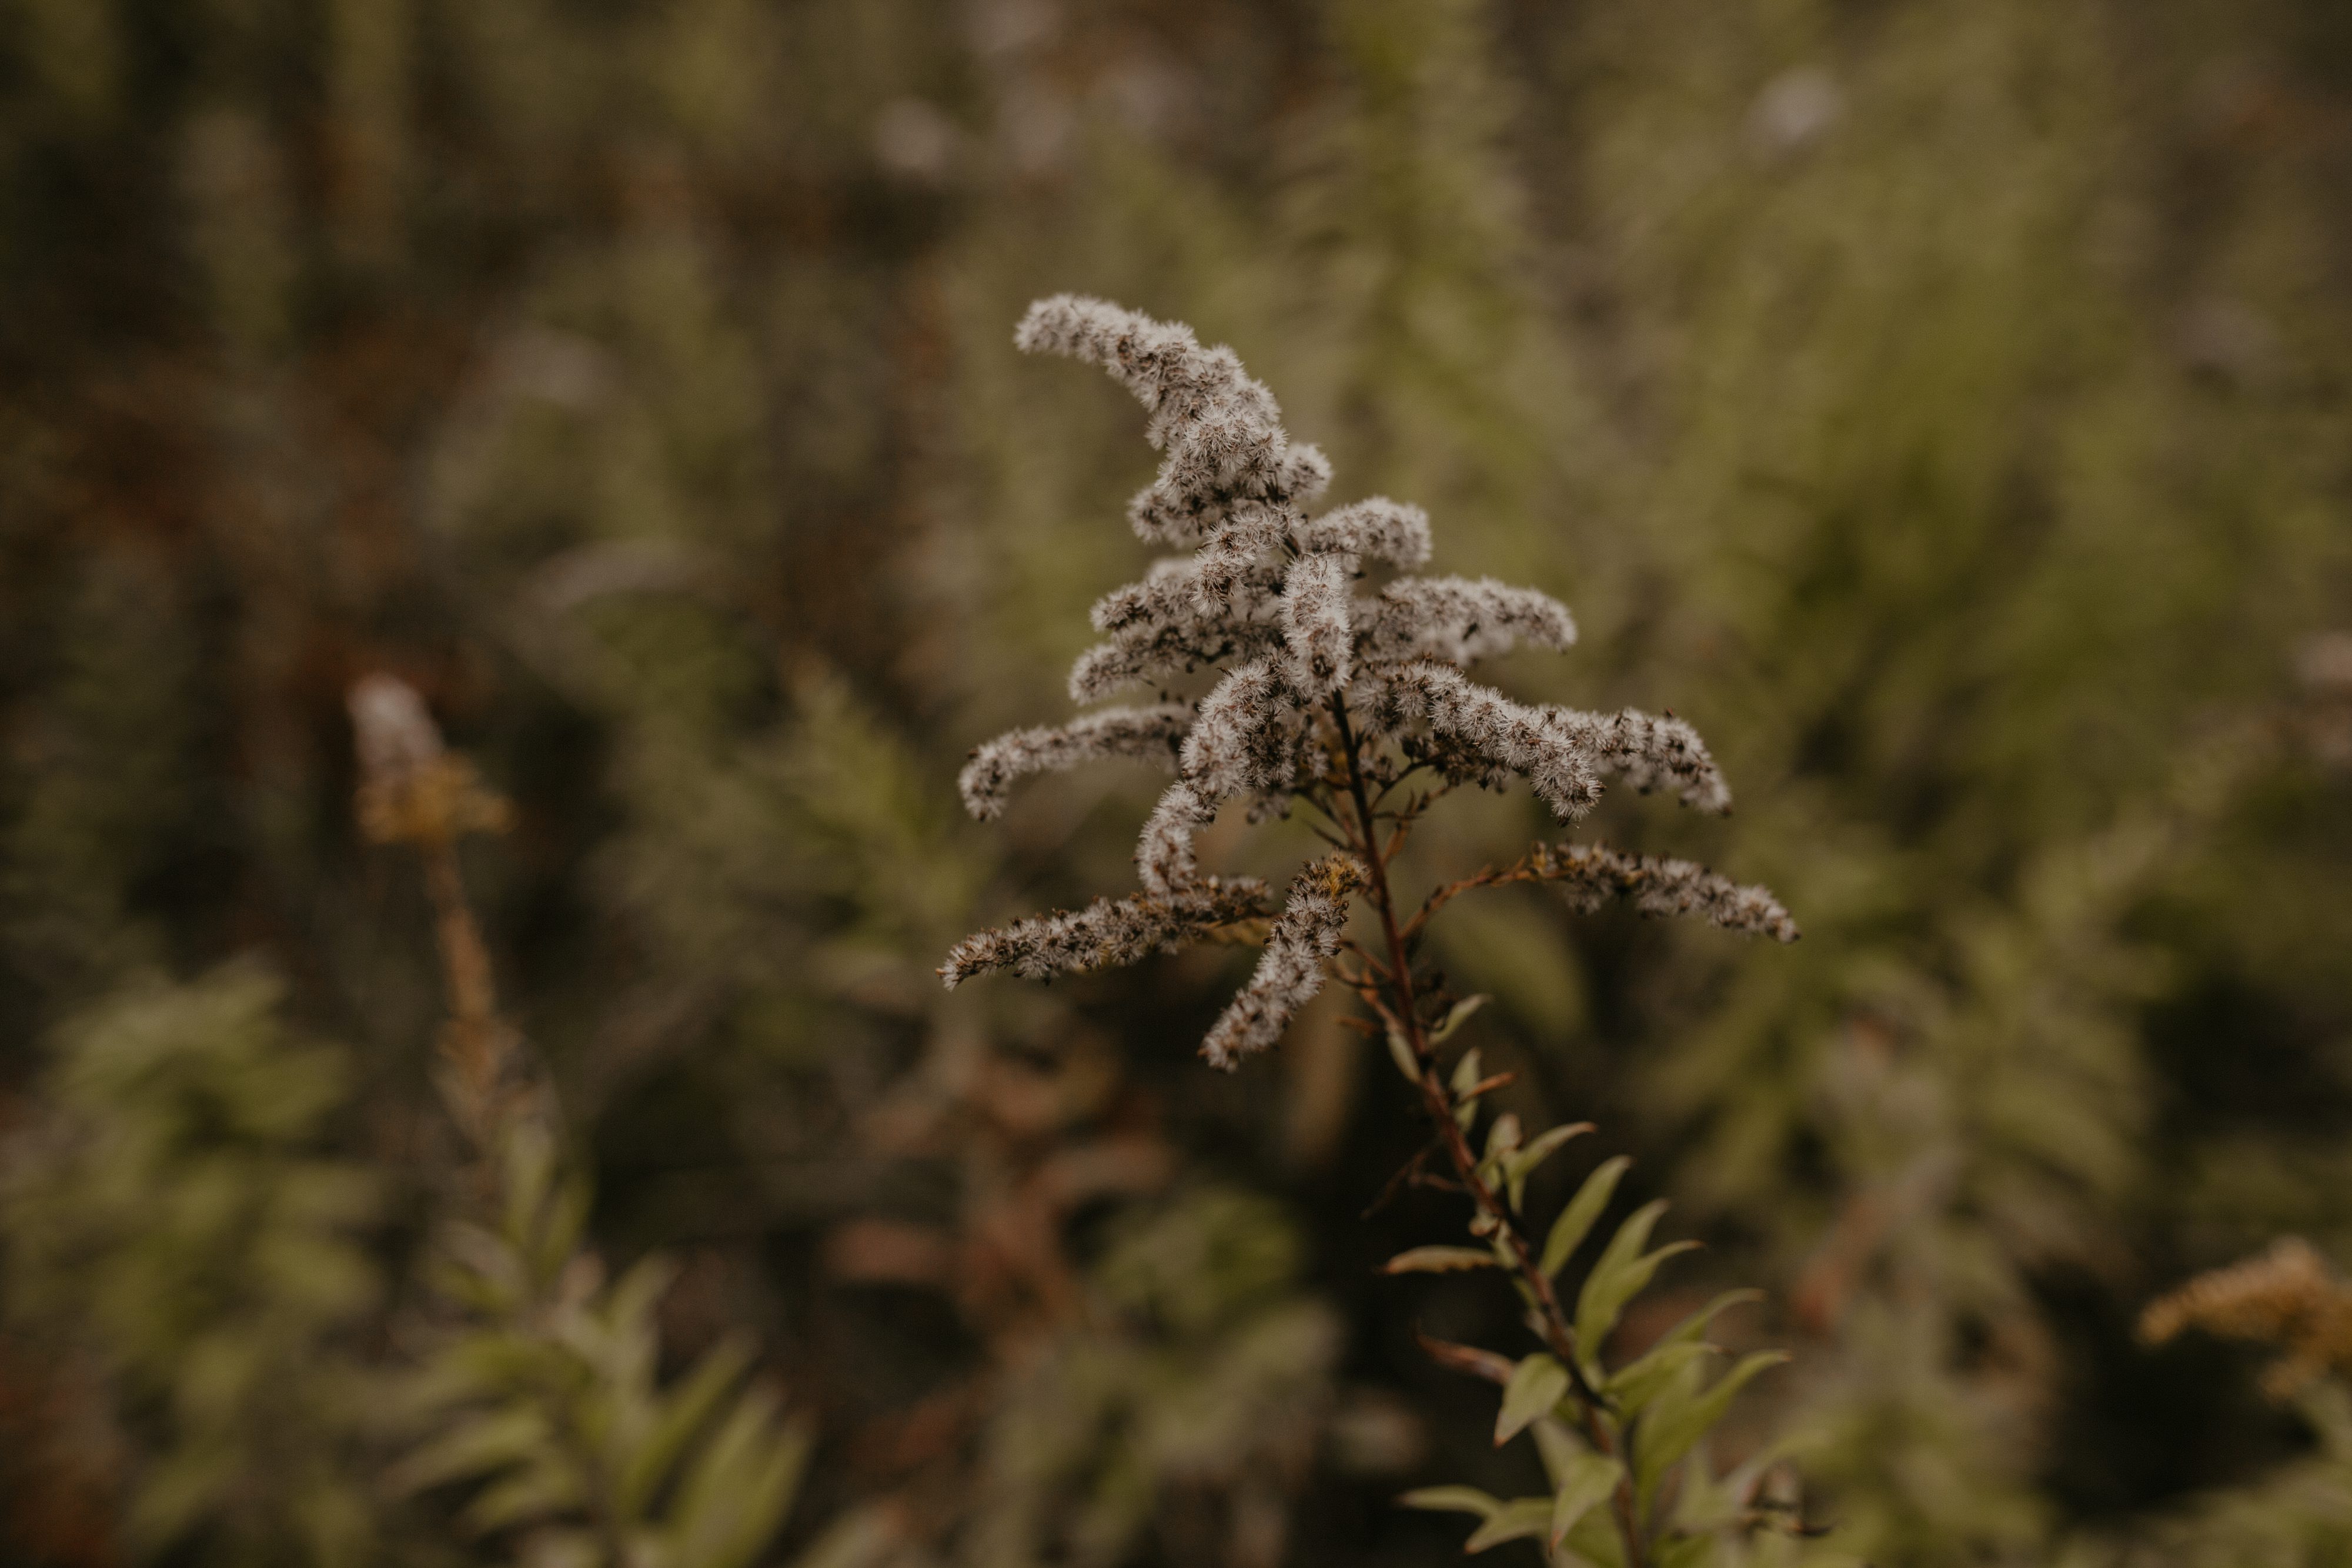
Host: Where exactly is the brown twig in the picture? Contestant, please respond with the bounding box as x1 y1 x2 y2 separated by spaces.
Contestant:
1327 694 1651 1568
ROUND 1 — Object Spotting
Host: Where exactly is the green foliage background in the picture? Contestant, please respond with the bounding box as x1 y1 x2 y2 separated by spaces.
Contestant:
1 1 2350 1564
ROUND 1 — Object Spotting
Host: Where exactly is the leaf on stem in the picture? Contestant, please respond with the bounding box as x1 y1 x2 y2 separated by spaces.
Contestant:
1399 1485 1504 1520
1501 1121 1593 1212
1431 994 1489 1045
1481 1113 1523 1168
1572 1201 1698 1364
1465 1499 1556 1553
1385 1025 1422 1084
1416 1330 1516 1386
1631 1352 1790 1511
1548 1452 1625 1547
1449 1047 1484 1130
1384 1246 1501 1275
1494 1353 1571 1445
1539 1155 1631 1278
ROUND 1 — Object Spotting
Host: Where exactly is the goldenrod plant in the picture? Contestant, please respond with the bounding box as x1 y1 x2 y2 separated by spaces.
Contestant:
348 674 840 1568
2 1 2352 1563
2120 1240 2352 1564
946 299 1817 1567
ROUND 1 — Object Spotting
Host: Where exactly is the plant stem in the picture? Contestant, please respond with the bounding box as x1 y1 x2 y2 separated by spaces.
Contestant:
1328 694 1649 1568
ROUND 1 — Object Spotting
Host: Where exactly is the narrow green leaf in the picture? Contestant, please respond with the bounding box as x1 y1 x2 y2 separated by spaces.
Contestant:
1431 994 1489 1045
664 1388 811 1568
1548 1452 1625 1547
1386 1027 1422 1084
1449 1047 1485 1097
1464 1498 1554 1553
1651 1289 1763 1355
1604 1289 1762 1416
1632 1351 1790 1510
1605 1340 1716 1419
1398 1485 1504 1520
1382 1246 1499 1275
1678 1432 1809 1535
1501 1121 1593 1212
1494 1354 1571 1446
1529 1416 1584 1489
387 1406 549 1495
604 1256 677 1343
1450 1047 1484 1131
461 1460 586 1533
1539 1156 1631 1278
617 1335 753 1515
1482 1113 1523 1164
1573 1201 1699 1361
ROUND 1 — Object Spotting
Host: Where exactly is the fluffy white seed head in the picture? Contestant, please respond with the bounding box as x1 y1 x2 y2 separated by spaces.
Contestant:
1179 660 1309 802
1295 497 1432 569
951 297 1789 1065
958 704 1195 820
1353 661 1602 821
1280 551 1356 694
349 674 445 783
1017 295 1311 549
1356 576 1577 666
1278 444 1334 509
1547 708 1732 815
1070 557 1285 703
941 878 1272 988
1198 858 1362 1069
1137 778 1218 894
1525 842 1796 943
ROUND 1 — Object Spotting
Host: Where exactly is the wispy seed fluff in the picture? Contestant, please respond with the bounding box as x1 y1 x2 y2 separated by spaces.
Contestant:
1200 857 1364 1068
1520 842 1796 944
941 878 1270 988
947 297 1793 1066
959 704 1193 820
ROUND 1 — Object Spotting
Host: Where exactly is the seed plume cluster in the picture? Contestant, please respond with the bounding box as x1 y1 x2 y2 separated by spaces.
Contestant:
944 296 1795 1067
1511 842 1797 942
2141 1237 2352 1399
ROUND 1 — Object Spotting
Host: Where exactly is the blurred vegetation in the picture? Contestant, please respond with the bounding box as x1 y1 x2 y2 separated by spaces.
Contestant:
0 1 2348 1566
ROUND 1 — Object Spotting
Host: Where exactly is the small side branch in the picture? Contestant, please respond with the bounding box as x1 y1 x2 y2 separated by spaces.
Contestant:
1405 839 1798 945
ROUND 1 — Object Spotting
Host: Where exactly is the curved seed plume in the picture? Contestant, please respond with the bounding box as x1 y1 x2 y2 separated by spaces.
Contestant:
1356 576 1577 665
1180 661 1307 802
1524 842 1794 942
1547 707 1731 815
1017 295 1312 547
1070 557 1286 701
942 878 1271 988
1354 662 1602 821
1281 551 1356 694
958 704 1195 820
1137 779 1218 895
1200 858 1363 1069
1297 497 1432 569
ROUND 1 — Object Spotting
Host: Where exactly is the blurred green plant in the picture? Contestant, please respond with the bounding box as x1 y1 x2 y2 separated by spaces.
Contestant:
348 674 841 1568
954 1187 1342 1568
0 964 379 1564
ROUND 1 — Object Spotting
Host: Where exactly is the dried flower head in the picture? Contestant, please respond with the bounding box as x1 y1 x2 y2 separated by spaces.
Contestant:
946 297 1794 1068
349 675 512 848
2141 1237 2352 1399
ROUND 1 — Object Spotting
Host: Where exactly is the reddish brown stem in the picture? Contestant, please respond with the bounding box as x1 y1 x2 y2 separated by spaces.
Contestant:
1328 694 1649 1567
